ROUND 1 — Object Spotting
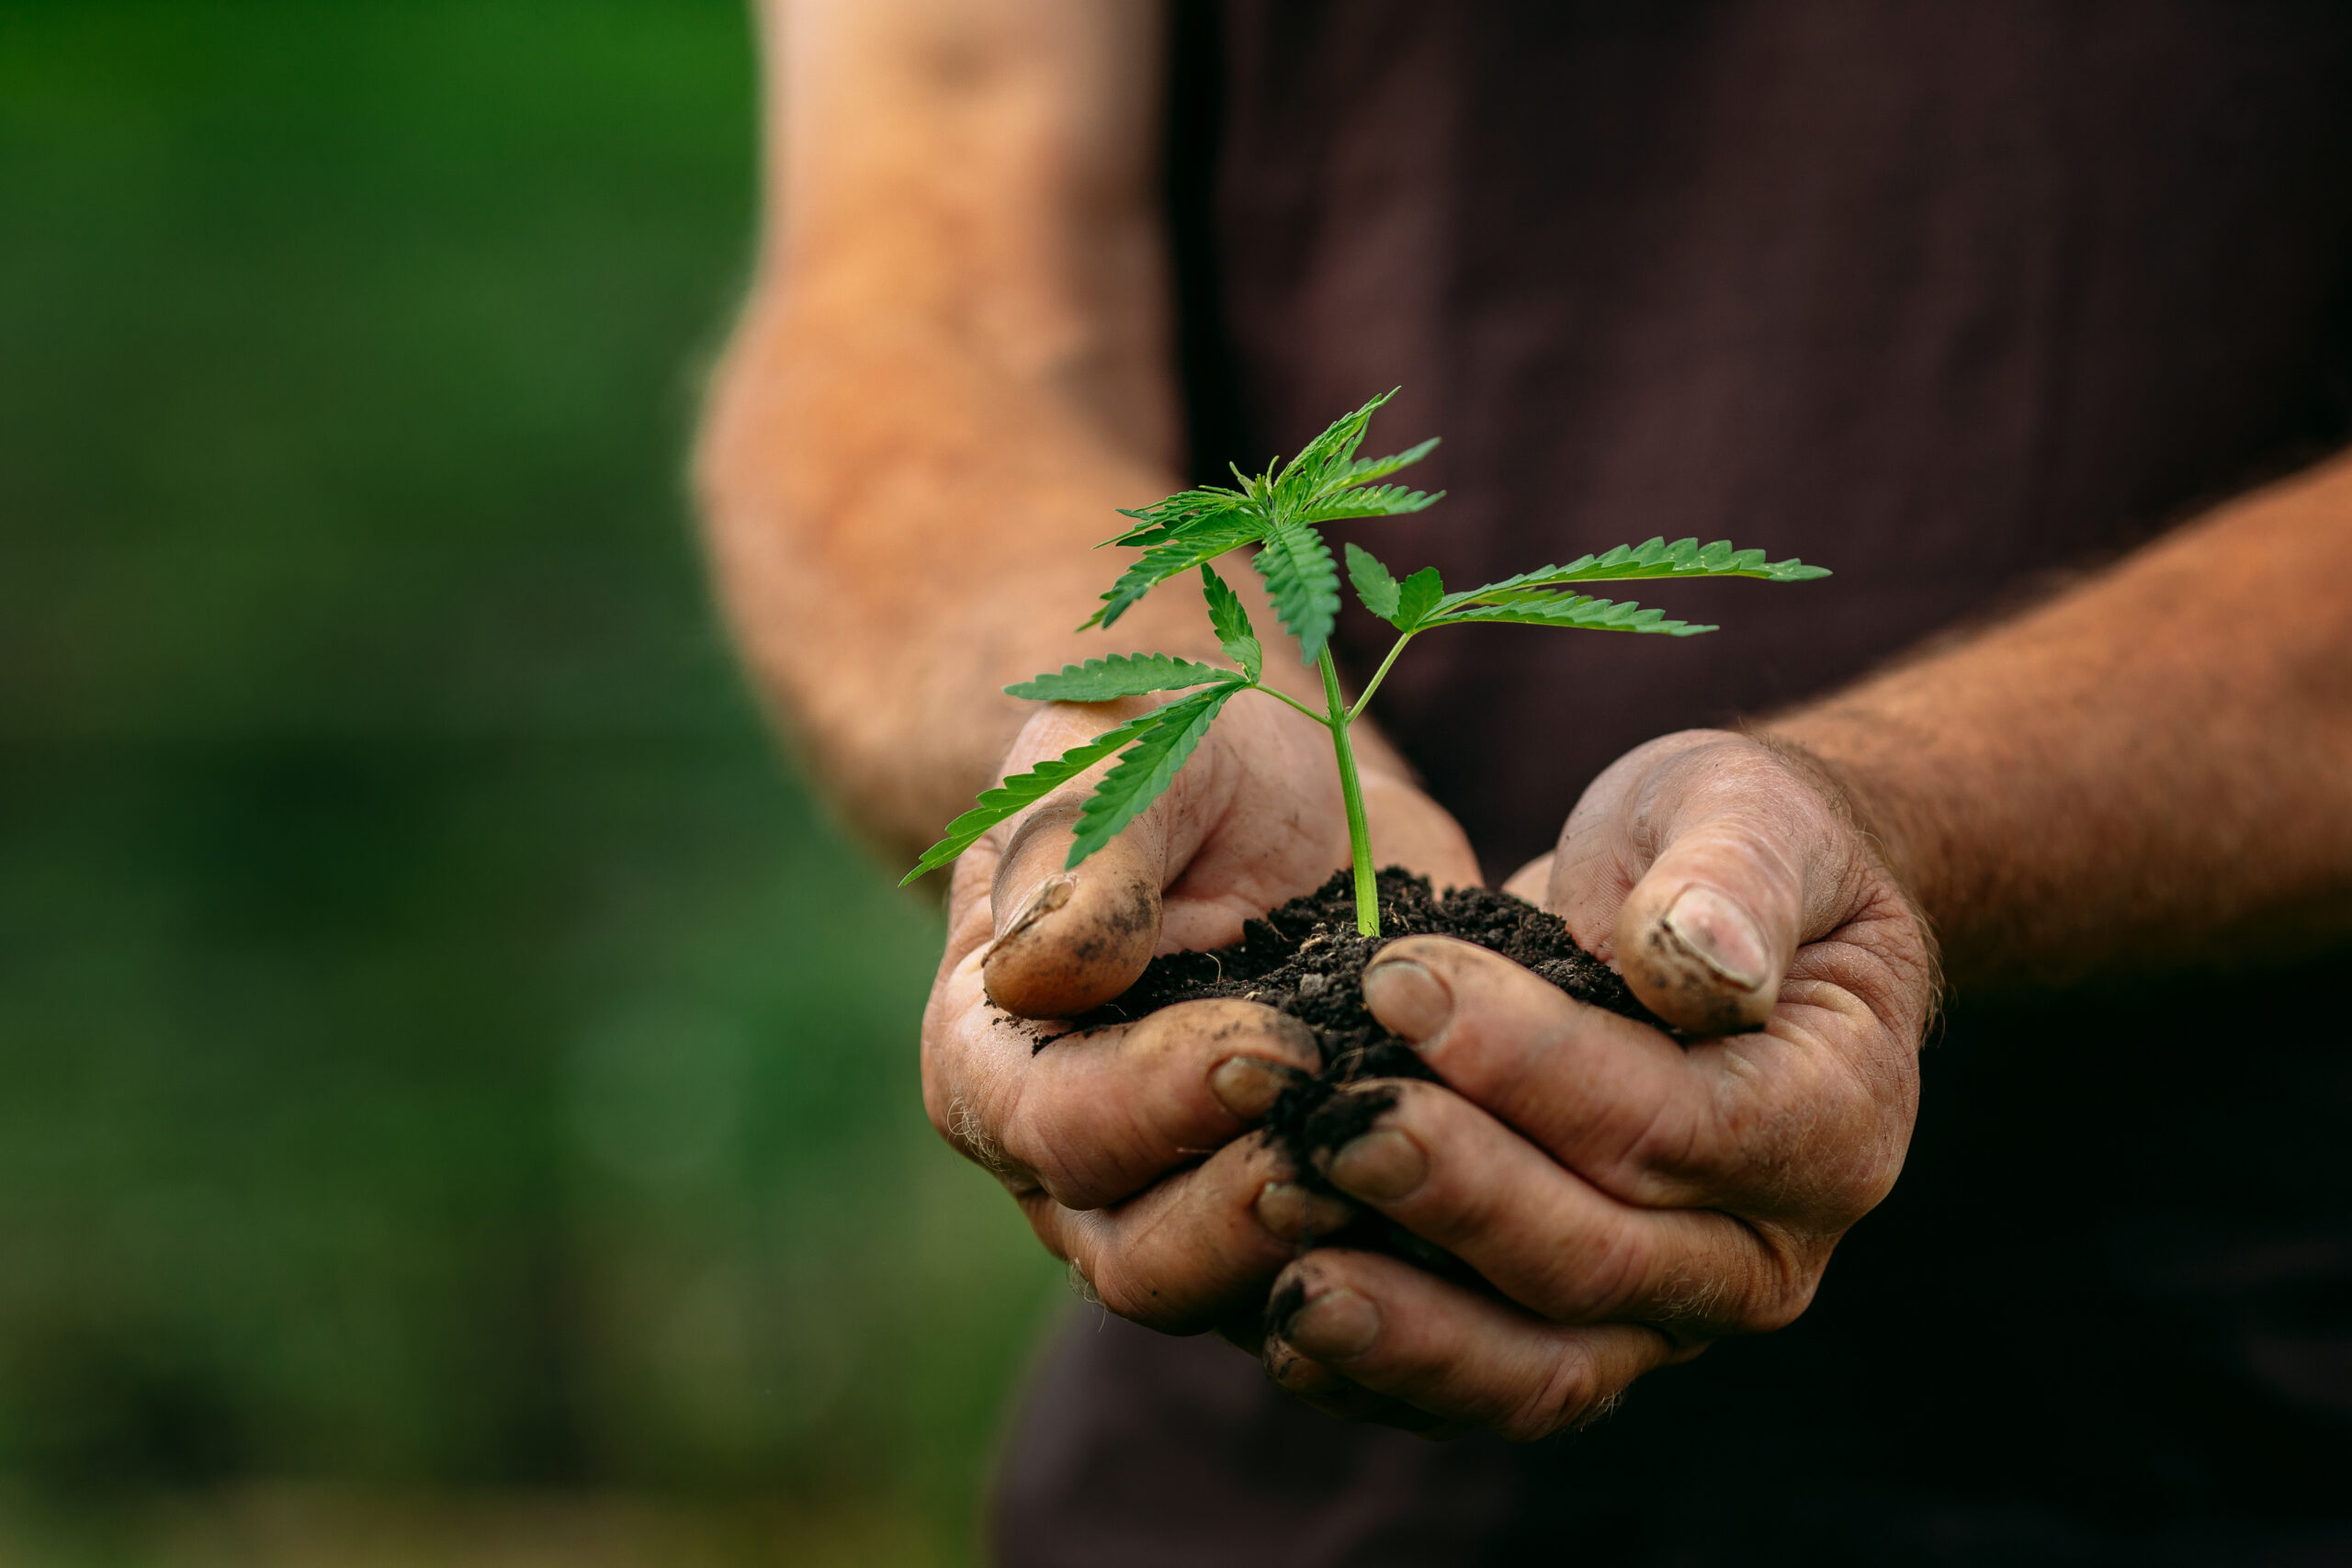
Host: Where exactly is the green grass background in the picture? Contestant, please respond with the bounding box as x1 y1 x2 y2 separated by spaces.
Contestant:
0 2 1061 1560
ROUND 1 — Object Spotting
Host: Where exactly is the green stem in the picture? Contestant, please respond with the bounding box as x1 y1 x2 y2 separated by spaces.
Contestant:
1317 648 1381 938
1346 631 1416 725
1252 683 1333 728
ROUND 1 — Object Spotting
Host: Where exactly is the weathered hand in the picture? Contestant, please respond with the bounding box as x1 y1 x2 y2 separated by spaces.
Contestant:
921 691 1479 1333
1261 729 1934 1438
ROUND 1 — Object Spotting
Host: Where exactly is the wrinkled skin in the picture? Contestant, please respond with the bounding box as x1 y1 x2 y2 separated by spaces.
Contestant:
1260 731 1933 1436
922 712 1935 1436
920 689 1477 1336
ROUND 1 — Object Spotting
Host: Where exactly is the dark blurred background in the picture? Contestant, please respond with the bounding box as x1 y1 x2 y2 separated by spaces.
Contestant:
0 3 1059 1562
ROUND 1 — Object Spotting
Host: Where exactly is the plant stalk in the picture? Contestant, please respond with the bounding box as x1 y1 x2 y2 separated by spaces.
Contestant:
1317 648 1382 937
1347 631 1415 724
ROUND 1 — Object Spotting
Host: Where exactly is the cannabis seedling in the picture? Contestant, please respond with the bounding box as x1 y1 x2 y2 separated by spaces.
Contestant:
905 391 1827 939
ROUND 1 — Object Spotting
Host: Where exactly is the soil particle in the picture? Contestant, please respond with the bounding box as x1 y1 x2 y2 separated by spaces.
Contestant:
1057 867 1668 1271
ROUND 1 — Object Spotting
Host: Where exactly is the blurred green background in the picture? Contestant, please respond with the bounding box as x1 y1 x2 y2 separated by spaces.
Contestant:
0 2 1062 1562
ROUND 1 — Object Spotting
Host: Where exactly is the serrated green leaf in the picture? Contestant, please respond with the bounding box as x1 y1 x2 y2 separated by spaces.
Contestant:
1105 485 1260 547
1425 592 1716 637
900 706 1170 885
1344 541 1401 620
1200 564 1261 682
1333 435 1439 489
1432 536 1827 615
1394 565 1445 629
1083 511 1264 630
1005 652 1232 703
1299 482 1445 524
1067 684 1242 866
1271 389 1396 510
1255 525 1342 663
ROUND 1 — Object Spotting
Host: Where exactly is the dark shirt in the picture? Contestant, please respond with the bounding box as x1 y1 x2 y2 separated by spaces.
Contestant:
997 5 2352 1562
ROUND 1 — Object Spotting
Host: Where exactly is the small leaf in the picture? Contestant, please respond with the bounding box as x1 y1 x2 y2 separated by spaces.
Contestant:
1394 566 1445 630
1005 652 1232 703
1200 564 1261 682
1344 541 1401 621
1272 389 1396 508
1105 485 1260 547
1255 525 1342 663
1067 684 1243 866
1332 435 1439 490
1432 536 1828 615
1299 483 1445 524
1425 592 1716 637
1084 512 1264 630
900 706 1172 885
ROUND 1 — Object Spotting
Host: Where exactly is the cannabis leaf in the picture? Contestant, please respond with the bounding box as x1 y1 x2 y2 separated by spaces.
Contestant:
1105 485 1257 548
1434 536 1826 617
1005 653 1236 703
1086 511 1265 630
1334 435 1439 489
1256 524 1343 662
1345 543 1448 632
1200 564 1261 682
912 392 1831 939
1425 593 1714 636
900 705 1178 885
1394 565 1445 629
1344 541 1401 621
1082 389 1445 632
1298 482 1442 524
1067 682 1245 864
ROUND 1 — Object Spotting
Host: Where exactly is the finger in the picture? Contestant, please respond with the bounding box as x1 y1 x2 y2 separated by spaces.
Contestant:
1559 733 1868 1035
999 998 1323 1209
1312 1080 1806 1333
1019 1130 1354 1334
983 794 1168 1019
1361 935 1907 1223
1362 935 1722 1205
1265 1250 1678 1441
1260 1341 1464 1434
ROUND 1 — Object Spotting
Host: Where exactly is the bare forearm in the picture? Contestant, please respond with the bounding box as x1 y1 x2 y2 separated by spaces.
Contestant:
695 0 1195 852
698 0 1406 860
1771 450 2352 990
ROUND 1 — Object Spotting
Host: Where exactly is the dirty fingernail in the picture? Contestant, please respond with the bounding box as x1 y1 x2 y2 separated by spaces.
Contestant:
1265 1342 1345 1394
1362 957 1451 1040
1255 1181 1356 1242
1658 886 1769 991
1210 1055 1292 1119
992 872 1073 945
1283 1286 1381 1359
1321 1129 1427 1201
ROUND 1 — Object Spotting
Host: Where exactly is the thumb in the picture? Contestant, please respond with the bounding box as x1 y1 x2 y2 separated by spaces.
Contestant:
1613 818 1804 1038
981 795 1167 1020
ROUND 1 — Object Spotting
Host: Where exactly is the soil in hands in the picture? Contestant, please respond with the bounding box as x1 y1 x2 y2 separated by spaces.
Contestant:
1061 866 1667 1272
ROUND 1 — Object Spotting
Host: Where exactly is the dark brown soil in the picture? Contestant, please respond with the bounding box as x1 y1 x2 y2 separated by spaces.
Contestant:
1061 866 1666 1270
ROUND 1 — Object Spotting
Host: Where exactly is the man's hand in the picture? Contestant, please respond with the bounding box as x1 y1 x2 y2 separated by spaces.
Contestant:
1258 730 1934 1438
921 689 1478 1334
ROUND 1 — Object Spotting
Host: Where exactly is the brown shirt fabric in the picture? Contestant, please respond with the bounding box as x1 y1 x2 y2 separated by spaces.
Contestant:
997 4 2352 1562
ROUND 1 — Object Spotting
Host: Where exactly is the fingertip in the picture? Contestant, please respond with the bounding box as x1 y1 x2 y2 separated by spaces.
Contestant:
983 861 1162 1018
1619 882 1778 1036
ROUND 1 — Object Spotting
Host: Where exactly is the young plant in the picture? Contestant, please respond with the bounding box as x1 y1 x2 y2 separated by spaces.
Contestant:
904 390 1827 939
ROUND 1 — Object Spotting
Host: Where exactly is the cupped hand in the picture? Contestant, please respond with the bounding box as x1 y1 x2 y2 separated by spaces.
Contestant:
1260 729 1935 1437
921 689 1479 1333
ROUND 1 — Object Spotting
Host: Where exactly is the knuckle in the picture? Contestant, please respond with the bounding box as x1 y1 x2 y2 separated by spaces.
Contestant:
1498 1346 1603 1442
999 1083 1110 1207
1084 1247 1171 1325
1742 1239 1828 1333
1561 1220 1657 1319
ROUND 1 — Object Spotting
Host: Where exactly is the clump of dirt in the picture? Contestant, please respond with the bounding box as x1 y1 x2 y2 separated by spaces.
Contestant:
1061 866 1665 1269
